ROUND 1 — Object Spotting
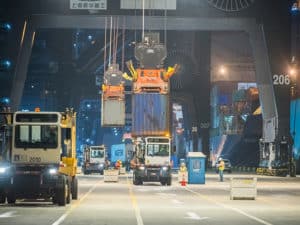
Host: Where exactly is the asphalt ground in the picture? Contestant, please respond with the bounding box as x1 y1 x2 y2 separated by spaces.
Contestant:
0 172 299 225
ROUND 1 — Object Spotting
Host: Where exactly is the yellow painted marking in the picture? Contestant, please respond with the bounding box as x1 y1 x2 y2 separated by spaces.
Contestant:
127 176 144 225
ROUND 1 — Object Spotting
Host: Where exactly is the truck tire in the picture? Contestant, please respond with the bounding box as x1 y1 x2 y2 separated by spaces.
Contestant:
66 181 71 204
133 173 139 185
52 195 57 204
160 180 166 185
57 177 67 206
7 190 16 204
138 179 143 185
71 177 78 200
133 173 143 185
0 189 6 204
167 177 172 186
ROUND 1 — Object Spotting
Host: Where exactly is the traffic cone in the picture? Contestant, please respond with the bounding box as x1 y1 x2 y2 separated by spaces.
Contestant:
181 173 186 186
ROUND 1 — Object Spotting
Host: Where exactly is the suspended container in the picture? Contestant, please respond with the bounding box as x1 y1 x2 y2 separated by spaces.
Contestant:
101 98 125 126
132 93 170 137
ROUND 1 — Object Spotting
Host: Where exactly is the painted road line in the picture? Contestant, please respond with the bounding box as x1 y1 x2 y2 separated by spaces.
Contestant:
184 212 208 221
51 179 102 225
172 199 184 204
0 211 17 218
127 177 144 225
185 187 273 225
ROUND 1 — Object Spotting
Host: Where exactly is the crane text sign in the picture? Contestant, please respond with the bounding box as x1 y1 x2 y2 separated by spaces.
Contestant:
70 0 107 10
121 0 176 10
273 74 290 85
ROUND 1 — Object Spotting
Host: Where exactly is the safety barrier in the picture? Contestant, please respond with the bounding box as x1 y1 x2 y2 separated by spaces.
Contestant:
104 169 119 182
230 177 257 200
119 167 126 175
178 171 188 183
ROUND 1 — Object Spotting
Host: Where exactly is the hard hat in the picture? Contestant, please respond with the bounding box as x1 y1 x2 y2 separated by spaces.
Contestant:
219 157 222 161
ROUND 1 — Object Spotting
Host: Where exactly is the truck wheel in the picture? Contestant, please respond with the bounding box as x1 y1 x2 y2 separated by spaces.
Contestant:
71 177 78 200
52 195 57 204
57 177 67 206
133 173 138 185
138 178 143 185
160 181 166 185
66 181 71 204
7 191 16 204
133 173 143 185
0 190 6 204
167 177 172 186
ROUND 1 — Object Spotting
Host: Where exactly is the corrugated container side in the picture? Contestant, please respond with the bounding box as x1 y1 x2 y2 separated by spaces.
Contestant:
132 93 170 136
101 98 125 126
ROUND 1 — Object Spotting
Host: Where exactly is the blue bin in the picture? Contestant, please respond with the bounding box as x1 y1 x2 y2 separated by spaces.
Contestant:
187 152 206 184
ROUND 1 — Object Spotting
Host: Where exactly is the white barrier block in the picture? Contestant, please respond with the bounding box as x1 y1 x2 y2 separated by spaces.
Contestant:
230 177 257 200
119 167 126 174
104 169 119 182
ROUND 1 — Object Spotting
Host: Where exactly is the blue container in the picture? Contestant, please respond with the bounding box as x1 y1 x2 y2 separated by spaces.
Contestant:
111 144 126 163
218 94 230 105
187 152 206 184
132 93 170 136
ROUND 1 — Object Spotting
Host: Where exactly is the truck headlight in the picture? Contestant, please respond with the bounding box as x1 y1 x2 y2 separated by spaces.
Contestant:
162 166 168 171
99 164 104 168
139 166 145 170
0 167 7 173
49 168 58 174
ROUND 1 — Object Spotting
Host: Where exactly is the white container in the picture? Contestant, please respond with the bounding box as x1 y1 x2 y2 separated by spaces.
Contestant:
101 99 125 126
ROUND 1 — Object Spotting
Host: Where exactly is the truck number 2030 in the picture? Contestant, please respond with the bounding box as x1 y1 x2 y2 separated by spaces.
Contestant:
29 157 42 163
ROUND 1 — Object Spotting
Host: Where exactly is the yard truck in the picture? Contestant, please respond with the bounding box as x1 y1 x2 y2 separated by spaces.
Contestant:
82 145 106 175
0 108 78 206
131 136 172 185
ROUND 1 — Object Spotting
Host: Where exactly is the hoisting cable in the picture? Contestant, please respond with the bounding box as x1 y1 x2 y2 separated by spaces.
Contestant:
114 17 119 65
134 0 137 44
121 16 126 72
164 0 167 46
142 0 145 40
104 17 107 75
109 16 113 66
112 17 116 64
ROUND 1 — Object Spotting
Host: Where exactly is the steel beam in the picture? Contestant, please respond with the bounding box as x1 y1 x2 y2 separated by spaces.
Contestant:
30 15 256 31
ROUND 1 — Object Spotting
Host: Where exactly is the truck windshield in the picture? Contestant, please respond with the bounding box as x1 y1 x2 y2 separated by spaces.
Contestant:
15 125 58 149
147 144 169 157
91 150 104 158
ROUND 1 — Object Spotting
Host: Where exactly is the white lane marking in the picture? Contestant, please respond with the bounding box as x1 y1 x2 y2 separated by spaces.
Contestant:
171 199 185 209
156 193 177 198
184 212 208 220
0 211 17 218
52 214 67 225
172 199 183 204
51 180 101 225
186 188 273 225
